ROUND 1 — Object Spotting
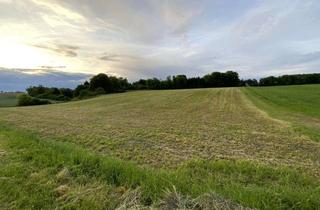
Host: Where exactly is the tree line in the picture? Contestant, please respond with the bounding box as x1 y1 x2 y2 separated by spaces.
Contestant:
259 73 320 86
18 72 320 106
131 71 240 90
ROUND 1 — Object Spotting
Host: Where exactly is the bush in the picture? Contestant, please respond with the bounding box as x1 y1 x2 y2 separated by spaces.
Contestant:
60 88 73 98
26 86 73 101
37 92 68 101
74 81 90 97
78 89 100 99
18 94 51 106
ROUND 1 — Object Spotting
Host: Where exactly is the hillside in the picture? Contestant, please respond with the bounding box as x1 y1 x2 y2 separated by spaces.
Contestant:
1 86 320 209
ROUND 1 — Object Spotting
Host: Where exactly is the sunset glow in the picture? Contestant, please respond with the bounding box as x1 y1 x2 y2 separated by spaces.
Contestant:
0 39 53 69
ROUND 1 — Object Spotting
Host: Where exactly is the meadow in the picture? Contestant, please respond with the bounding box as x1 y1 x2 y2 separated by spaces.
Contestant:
243 85 320 142
0 92 19 107
0 86 320 209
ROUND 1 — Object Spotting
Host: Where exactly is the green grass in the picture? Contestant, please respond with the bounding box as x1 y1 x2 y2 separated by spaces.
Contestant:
1 88 319 175
1 126 319 210
1 87 320 209
0 93 19 107
243 85 320 142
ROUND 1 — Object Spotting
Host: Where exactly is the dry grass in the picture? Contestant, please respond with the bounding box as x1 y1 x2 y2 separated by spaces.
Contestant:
0 88 319 176
157 187 253 210
115 187 253 210
195 192 254 210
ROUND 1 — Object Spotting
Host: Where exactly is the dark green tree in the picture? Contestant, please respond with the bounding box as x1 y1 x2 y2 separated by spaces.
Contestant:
173 75 188 89
90 73 112 92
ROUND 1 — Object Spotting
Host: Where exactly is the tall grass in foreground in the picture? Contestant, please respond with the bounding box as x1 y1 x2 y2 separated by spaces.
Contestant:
1 126 319 209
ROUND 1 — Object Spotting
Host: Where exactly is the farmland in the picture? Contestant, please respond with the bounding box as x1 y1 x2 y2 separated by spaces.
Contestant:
0 86 320 209
243 85 320 142
0 92 19 107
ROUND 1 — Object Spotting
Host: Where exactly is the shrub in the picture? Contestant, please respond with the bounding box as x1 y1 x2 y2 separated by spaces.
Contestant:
26 86 73 101
76 87 106 100
60 88 73 98
74 81 90 97
78 89 98 99
18 94 51 106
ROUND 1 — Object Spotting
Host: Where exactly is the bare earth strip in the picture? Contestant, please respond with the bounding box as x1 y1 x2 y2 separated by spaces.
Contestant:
0 88 319 176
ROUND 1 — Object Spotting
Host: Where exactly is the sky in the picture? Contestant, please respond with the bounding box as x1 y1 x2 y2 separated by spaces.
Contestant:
0 0 320 91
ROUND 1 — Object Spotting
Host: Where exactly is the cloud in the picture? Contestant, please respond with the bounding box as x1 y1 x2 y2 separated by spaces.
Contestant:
99 53 139 63
296 51 320 64
266 51 320 72
99 54 121 62
31 43 79 57
31 0 86 23
0 0 12 4
39 65 66 69
0 0 320 83
0 67 92 91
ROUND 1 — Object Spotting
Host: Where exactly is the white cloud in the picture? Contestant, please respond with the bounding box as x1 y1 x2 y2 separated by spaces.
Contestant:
0 0 12 3
31 0 86 23
0 0 320 86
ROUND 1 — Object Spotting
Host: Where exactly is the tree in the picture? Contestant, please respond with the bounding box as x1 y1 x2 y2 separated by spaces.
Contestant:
224 71 240 87
74 81 90 97
60 88 73 98
260 76 279 86
204 72 223 87
118 77 130 90
146 78 161 89
109 76 130 92
26 86 47 97
240 79 258 86
187 77 204 88
259 73 320 86
132 79 147 90
89 73 112 92
172 75 188 89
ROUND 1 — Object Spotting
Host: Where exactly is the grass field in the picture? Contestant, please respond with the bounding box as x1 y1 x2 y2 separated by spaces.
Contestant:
243 85 320 142
0 86 320 209
0 93 19 107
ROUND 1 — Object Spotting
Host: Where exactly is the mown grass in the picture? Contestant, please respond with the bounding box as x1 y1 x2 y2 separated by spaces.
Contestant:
1 87 320 209
1 126 320 210
1 88 319 176
243 85 320 142
0 93 19 107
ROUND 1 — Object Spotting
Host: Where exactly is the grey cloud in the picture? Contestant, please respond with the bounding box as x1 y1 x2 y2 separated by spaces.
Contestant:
32 43 79 57
99 53 139 62
296 51 320 64
0 67 92 91
57 0 206 44
1 0 320 82
265 51 320 70
39 65 66 69
56 44 80 51
99 54 121 62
